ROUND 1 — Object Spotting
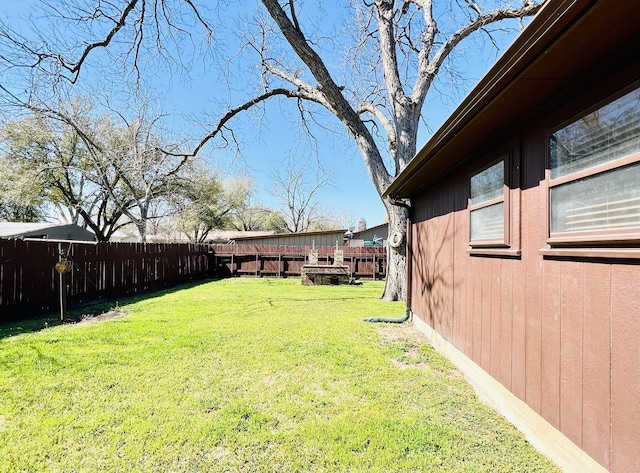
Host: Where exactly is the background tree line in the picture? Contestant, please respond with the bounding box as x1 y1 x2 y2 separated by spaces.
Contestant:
0 97 345 241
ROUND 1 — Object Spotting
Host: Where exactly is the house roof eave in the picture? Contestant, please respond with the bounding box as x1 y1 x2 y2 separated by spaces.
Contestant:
385 0 639 199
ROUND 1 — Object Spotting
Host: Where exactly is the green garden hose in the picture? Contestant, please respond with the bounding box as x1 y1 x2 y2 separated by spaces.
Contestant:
364 307 411 324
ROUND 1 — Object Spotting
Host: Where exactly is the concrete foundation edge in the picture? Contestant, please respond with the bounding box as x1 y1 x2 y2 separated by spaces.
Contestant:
411 314 608 473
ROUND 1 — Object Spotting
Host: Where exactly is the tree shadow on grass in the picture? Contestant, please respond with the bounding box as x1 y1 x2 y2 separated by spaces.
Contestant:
0 277 218 340
0 314 64 339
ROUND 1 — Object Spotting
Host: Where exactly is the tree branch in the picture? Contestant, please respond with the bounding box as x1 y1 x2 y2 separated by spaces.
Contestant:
357 103 397 160
62 0 141 82
262 62 332 109
373 0 406 112
182 87 322 158
411 1 546 104
260 0 393 193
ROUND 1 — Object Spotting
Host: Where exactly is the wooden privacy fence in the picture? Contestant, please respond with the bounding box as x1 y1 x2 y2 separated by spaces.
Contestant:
0 239 211 320
210 244 386 279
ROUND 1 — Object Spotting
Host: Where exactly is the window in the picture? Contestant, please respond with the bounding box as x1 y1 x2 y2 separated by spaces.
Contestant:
468 142 520 255
470 160 505 243
548 85 640 243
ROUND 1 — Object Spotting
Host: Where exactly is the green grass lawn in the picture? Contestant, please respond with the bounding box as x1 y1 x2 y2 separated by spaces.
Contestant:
0 278 559 472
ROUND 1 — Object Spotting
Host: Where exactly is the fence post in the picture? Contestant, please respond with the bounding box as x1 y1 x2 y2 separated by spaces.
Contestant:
373 254 376 281
56 243 69 322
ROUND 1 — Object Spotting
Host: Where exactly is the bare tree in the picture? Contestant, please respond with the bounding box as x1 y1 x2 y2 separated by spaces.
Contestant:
0 100 129 240
0 98 190 241
0 0 547 299
226 175 270 231
223 174 287 233
270 158 332 233
254 0 546 300
166 166 248 243
102 114 189 241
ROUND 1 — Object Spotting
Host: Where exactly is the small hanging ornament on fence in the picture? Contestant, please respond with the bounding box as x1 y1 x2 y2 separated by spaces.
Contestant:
55 259 72 274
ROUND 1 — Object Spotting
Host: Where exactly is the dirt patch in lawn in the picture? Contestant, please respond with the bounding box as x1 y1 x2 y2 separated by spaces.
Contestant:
375 321 427 346
76 310 126 324
375 322 430 369
375 321 460 377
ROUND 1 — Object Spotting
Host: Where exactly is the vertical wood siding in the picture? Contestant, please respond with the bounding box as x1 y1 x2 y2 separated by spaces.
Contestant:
541 259 561 429
610 265 640 473
410 162 640 472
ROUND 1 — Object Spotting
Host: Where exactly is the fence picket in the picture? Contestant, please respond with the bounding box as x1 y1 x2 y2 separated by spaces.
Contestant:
1 241 387 321
0 240 211 320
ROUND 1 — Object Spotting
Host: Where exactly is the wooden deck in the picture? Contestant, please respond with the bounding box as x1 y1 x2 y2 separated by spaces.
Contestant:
210 244 386 280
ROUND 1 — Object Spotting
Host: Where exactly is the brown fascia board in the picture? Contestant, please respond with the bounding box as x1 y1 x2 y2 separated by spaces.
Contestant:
385 0 597 199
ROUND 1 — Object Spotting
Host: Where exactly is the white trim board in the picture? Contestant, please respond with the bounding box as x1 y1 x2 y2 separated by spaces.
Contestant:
411 314 608 473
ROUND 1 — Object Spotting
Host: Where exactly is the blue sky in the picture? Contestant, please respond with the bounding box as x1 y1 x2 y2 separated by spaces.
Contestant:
1 1 526 230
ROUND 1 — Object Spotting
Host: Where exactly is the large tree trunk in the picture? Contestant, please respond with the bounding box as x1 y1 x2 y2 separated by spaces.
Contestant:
135 206 148 242
381 201 408 301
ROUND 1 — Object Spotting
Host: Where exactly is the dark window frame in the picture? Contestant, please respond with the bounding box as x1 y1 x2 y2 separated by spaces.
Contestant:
468 141 521 256
546 82 640 246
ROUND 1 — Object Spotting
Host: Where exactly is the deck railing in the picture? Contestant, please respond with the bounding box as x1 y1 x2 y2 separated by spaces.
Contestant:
210 244 386 280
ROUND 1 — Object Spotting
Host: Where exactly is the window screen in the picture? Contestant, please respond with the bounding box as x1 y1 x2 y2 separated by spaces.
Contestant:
549 87 640 236
470 160 505 242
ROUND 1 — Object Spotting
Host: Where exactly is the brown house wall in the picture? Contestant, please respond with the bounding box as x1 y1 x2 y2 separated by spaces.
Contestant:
409 124 640 472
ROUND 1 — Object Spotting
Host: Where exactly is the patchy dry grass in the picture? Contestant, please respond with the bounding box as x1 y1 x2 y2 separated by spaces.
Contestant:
0 278 559 472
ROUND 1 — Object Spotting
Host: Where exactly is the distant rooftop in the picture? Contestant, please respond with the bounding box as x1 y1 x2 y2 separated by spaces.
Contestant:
209 230 276 242
0 222 96 241
0 222 59 237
